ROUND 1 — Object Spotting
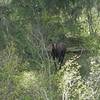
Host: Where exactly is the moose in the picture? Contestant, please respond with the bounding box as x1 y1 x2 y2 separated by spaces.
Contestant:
47 42 66 70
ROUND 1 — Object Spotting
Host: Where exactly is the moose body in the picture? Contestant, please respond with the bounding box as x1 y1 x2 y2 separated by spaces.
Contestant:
48 42 66 70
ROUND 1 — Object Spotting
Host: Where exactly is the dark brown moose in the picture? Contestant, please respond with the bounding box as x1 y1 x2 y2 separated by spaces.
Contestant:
48 42 66 70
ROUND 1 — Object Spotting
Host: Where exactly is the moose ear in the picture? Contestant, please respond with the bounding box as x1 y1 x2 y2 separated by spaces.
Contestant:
48 39 53 44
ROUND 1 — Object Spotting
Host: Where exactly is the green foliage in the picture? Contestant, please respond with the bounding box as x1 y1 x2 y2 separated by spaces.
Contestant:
0 42 29 99
55 55 100 100
0 0 100 99
55 56 82 99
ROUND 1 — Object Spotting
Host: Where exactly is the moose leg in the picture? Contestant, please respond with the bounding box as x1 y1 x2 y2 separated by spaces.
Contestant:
54 61 57 71
58 51 65 70
52 56 57 71
58 56 64 69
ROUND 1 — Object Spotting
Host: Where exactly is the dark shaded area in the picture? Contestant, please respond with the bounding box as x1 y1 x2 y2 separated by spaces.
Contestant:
48 42 66 70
